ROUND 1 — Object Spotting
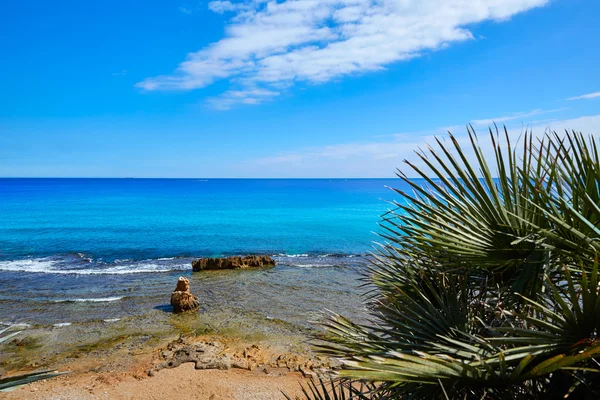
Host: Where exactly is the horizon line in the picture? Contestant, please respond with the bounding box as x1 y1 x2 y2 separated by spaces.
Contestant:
0 177 401 180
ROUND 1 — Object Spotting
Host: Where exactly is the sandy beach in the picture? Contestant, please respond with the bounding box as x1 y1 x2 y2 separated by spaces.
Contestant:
3 356 309 400
1 330 328 400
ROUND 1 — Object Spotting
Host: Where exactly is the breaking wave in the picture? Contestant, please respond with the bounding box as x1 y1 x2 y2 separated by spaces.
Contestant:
0 257 190 275
0 252 366 275
52 296 125 303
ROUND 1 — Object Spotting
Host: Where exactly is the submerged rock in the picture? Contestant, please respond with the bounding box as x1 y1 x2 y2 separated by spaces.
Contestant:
170 277 199 313
192 255 276 272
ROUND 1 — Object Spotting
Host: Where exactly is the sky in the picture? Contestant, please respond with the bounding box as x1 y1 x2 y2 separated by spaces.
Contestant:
0 0 598 178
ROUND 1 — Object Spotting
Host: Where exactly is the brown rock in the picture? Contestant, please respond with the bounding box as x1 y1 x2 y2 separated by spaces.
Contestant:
174 277 190 292
170 277 199 313
192 255 276 272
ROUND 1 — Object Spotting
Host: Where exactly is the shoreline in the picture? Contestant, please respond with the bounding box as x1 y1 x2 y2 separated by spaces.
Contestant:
1 316 333 399
0 254 369 329
0 251 370 399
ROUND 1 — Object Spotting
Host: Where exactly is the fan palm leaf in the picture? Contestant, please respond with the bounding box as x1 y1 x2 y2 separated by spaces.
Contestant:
0 327 68 392
376 126 551 304
292 128 600 400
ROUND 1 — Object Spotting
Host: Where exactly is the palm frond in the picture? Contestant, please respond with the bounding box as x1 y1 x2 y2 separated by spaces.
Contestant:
376 127 550 303
0 326 68 392
283 378 379 400
293 128 600 400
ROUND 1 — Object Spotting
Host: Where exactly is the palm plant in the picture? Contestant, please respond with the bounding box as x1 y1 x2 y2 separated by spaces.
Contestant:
283 378 382 400
291 128 600 399
0 326 67 392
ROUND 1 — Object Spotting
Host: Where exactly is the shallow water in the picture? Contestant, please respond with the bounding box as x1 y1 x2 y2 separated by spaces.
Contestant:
0 179 406 330
0 255 370 330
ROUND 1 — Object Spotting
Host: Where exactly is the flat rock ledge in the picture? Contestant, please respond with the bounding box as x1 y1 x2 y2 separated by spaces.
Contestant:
192 255 276 272
149 337 338 378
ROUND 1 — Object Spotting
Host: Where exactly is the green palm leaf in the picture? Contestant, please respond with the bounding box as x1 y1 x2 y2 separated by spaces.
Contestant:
0 326 68 392
292 128 600 400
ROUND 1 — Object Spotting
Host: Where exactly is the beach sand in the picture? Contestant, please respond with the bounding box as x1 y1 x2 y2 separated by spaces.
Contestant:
3 361 308 400
0 288 346 400
1 327 330 400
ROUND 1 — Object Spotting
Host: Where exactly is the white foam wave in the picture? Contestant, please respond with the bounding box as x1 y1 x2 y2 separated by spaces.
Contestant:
0 259 57 273
53 322 71 327
0 322 32 328
275 253 360 259
52 296 124 303
0 259 188 275
290 264 336 268
76 253 93 262
103 318 121 323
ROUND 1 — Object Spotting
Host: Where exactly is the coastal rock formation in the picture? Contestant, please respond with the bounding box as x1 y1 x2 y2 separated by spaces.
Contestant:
170 277 199 313
192 255 276 272
151 337 338 377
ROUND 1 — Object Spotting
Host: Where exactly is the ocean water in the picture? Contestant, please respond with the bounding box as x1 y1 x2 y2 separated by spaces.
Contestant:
0 178 404 329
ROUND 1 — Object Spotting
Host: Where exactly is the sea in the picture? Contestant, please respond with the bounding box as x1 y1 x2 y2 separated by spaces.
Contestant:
0 178 405 333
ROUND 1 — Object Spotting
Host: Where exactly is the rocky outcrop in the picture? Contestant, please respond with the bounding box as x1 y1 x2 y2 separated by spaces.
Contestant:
192 255 276 272
149 337 338 378
170 277 199 313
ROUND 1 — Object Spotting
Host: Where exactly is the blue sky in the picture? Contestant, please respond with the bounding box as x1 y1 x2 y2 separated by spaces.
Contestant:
0 0 598 177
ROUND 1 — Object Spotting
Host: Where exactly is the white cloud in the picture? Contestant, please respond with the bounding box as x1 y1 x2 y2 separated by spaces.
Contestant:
208 1 247 13
252 129 445 177
257 140 422 165
207 87 280 109
528 114 600 134
137 0 549 108
470 108 566 126
567 91 600 101
179 6 193 14
249 114 600 177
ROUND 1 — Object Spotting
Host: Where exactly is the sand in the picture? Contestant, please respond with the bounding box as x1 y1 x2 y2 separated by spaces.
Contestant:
0 333 326 400
3 364 307 400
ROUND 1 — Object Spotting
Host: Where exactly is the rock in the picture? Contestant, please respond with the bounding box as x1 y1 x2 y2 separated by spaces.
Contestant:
170 277 199 313
154 341 232 371
152 337 338 378
192 255 276 272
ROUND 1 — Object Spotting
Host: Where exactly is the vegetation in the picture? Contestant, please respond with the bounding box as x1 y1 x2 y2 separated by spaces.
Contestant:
284 378 381 400
293 128 600 399
0 326 67 392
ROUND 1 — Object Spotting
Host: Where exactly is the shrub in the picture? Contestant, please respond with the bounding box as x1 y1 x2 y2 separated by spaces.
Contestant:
294 128 600 399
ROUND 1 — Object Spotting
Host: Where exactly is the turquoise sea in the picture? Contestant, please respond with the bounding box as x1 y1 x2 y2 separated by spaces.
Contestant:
0 178 404 329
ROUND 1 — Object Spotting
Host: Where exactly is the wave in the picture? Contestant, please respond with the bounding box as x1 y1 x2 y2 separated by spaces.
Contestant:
274 253 362 258
274 253 365 268
0 258 189 275
0 322 32 328
0 252 365 275
288 264 337 268
52 296 124 303
53 322 72 327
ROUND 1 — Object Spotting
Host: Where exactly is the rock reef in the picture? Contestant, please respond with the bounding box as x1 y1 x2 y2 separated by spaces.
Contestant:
150 337 337 378
192 255 276 272
170 277 199 313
